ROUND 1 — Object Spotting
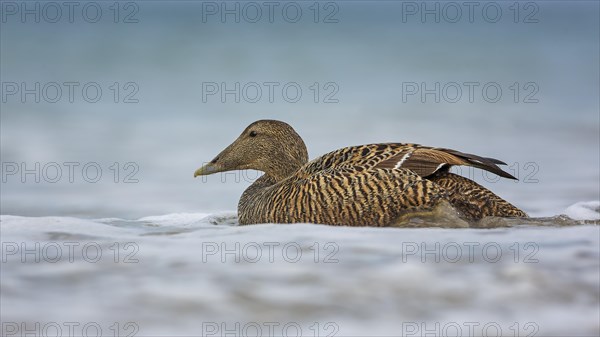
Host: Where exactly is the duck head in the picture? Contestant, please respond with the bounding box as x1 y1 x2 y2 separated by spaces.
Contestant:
194 120 309 182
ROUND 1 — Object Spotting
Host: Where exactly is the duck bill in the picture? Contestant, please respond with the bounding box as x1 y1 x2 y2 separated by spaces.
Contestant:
194 163 224 177
194 136 245 178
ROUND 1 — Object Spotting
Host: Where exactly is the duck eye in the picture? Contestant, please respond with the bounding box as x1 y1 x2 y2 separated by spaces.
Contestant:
249 131 257 137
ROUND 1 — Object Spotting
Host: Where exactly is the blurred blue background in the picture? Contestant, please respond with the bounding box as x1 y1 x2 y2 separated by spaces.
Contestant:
1 0 599 218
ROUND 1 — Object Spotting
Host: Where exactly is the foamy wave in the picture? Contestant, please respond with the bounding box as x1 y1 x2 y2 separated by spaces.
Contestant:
565 201 600 220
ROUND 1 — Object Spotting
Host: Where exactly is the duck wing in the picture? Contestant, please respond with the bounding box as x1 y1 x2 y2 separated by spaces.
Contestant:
300 143 516 180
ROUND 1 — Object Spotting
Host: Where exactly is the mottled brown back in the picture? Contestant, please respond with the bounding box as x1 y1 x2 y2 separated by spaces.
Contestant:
239 167 446 226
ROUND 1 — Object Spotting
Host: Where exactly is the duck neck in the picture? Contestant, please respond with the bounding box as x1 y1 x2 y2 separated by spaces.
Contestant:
263 160 304 182
261 141 309 183
238 174 276 224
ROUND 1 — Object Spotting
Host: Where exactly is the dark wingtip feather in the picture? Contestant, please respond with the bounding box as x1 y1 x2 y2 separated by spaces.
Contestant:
454 151 517 180
474 159 518 180
483 157 507 165
493 166 518 180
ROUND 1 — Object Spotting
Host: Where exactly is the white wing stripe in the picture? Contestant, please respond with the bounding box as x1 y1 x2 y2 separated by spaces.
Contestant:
394 152 412 169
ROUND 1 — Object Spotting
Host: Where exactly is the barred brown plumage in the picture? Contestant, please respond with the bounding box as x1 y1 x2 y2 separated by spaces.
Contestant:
194 120 527 226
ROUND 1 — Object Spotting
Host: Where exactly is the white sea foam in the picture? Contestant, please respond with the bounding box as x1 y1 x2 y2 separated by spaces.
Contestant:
564 201 600 220
137 212 211 225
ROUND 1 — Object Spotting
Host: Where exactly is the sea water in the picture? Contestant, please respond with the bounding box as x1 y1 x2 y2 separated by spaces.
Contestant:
1 206 599 336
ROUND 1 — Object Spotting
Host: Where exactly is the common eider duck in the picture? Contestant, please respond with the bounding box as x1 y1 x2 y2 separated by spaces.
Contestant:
194 120 527 226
